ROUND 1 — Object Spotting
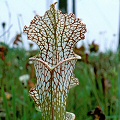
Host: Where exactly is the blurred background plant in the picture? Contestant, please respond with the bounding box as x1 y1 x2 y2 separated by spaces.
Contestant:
0 39 119 119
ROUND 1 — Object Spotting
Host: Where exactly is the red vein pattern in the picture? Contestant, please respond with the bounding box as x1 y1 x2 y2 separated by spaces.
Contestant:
24 3 86 67
24 2 86 120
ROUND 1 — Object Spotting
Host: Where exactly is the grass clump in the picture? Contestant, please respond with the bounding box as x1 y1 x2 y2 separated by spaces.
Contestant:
0 43 119 120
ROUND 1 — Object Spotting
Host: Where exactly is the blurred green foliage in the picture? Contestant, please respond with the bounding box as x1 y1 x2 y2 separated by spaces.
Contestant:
0 43 119 120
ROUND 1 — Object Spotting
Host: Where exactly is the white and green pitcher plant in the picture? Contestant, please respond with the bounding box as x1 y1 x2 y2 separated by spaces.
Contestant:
24 2 86 120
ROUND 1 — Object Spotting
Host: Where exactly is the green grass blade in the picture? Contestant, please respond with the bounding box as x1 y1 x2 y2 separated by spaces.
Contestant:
2 87 10 120
118 65 120 119
12 86 16 120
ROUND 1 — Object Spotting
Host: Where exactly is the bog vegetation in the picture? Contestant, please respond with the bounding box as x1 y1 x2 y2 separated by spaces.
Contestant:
0 41 119 120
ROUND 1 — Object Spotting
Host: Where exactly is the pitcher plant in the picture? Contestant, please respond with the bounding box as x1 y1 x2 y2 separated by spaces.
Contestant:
24 2 86 120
